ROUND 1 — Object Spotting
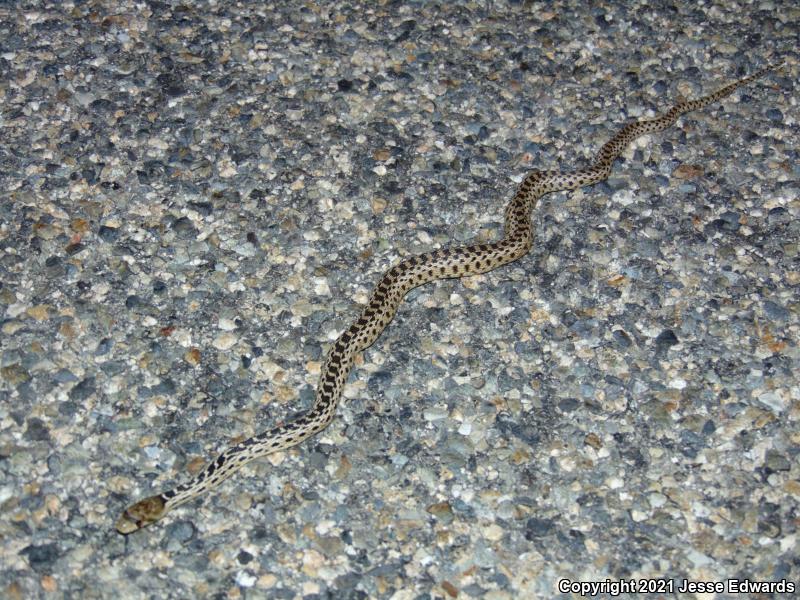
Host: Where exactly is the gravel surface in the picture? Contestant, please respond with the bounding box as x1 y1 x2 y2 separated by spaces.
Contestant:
1 1 798 598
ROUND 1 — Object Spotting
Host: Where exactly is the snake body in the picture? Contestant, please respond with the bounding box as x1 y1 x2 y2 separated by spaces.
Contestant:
116 64 781 533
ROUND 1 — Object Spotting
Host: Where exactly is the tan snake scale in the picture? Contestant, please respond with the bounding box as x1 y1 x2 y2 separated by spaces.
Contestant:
116 64 782 533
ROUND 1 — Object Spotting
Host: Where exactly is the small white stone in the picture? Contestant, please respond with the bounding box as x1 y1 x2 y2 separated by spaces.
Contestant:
612 189 637 206
423 407 448 421
147 137 169 150
218 158 237 177
315 519 335 535
630 509 648 522
173 329 192 347
213 332 238 350
235 571 256 587
484 523 505 541
314 278 331 296
686 549 713 567
218 317 237 331
668 378 687 390
757 391 787 412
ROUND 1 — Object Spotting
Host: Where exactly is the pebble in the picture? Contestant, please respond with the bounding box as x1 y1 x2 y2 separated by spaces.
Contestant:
757 390 788 413
212 332 238 350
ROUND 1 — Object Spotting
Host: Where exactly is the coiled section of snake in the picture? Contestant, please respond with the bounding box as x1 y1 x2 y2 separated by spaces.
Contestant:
116 63 781 533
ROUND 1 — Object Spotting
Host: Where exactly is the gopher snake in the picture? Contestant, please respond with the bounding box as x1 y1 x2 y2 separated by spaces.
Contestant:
116 64 781 533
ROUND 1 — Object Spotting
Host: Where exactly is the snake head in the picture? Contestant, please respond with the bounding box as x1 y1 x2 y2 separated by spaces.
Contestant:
115 495 168 534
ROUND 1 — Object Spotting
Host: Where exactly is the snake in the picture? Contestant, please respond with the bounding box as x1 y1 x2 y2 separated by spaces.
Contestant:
116 63 782 533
